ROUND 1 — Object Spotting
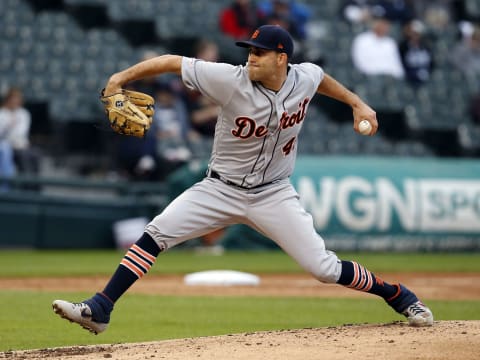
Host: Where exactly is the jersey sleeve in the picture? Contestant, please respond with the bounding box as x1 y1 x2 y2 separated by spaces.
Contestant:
181 57 239 106
298 62 324 89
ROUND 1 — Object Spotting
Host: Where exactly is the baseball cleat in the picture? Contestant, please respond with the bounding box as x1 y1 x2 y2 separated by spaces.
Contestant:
52 300 108 335
402 300 434 327
386 284 434 327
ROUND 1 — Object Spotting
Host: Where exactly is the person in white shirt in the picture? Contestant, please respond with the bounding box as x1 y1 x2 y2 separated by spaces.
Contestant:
351 15 405 79
0 87 38 174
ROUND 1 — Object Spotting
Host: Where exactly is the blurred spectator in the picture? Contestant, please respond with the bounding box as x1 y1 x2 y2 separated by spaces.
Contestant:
115 51 176 182
463 25 480 125
351 15 405 78
257 0 311 40
458 20 478 41
114 125 159 182
153 81 197 179
414 0 477 26
258 1 312 62
342 0 415 26
370 0 415 23
399 19 434 87
0 87 40 175
115 80 198 182
450 24 480 79
421 2 452 32
185 39 221 138
341 0 373 25
219 0 264 40
0 141 15 190
195 39 220 63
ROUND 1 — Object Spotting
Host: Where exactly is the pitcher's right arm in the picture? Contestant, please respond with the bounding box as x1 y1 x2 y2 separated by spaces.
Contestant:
104 55 183 96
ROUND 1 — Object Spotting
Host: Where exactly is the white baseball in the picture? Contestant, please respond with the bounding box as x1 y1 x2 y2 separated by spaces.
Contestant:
358 120 372 135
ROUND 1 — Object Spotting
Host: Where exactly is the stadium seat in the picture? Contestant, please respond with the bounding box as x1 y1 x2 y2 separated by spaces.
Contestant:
0 0 476 160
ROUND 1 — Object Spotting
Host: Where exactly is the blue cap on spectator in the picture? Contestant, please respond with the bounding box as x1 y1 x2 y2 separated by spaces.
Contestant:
236 25 294 58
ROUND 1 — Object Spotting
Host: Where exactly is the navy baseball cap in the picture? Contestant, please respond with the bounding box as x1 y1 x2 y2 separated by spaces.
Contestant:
236 25 294 58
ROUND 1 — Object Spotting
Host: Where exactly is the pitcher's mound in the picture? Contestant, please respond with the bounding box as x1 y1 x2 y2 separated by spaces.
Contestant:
8 320 479 360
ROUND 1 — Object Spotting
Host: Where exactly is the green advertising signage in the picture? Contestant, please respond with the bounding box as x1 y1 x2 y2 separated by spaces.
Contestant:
290 156 480 251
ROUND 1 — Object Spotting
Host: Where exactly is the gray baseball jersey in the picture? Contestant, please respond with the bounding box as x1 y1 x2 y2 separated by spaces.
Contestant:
182 57 323 188
145 57 341 283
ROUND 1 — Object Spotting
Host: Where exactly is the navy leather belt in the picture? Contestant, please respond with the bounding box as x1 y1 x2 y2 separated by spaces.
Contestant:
209 170 273 190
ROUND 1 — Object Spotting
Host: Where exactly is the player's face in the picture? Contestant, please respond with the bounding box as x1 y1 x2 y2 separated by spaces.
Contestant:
247 47 284 82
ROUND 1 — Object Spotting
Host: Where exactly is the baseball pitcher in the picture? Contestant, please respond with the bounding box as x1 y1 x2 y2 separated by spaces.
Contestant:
53 25 433 334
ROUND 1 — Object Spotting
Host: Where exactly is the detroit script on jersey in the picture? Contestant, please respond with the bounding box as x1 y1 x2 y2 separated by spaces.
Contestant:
182 57 324 187
231 98 309 138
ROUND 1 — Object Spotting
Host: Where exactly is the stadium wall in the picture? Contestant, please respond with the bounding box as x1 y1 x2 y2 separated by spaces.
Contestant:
0 156 479 251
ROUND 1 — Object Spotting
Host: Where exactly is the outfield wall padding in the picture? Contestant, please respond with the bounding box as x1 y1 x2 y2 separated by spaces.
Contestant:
1 156 479 251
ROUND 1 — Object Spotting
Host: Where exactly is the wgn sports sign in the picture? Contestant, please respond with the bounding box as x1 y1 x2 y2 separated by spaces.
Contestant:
291 157 480 251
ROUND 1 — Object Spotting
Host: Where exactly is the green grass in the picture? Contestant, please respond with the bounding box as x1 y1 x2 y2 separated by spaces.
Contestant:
1 290 479 351
0 250 479 277
0 250 479 351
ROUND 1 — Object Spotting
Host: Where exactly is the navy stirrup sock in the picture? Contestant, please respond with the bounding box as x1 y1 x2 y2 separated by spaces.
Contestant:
337 260 398 300
85 293 114 323
101 233 161 305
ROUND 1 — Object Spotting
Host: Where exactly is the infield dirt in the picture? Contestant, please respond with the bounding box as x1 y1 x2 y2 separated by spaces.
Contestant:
1 272 479 359
1 272 479 299
3 321 479 360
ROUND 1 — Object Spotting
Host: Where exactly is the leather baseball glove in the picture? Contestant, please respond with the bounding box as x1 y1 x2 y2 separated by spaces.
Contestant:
100 89 154 138
123 90 155 121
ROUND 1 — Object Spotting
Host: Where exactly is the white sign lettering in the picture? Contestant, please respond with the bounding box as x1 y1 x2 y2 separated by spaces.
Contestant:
296 177 480 233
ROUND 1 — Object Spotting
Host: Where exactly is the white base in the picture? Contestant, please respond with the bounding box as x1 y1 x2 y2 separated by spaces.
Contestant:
184 270 260 286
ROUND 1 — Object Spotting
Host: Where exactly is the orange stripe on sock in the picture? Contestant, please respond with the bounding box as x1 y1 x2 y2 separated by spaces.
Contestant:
349 262 360 288
386 284 402 302
132 244 156 263
356 266 368 290
364 270 373 291
126 251 151 271
99 292 114 305
120 259 143 278
349 264 374 292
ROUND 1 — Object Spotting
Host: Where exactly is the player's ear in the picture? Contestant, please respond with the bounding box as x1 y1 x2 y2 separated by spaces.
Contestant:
277 53 288 65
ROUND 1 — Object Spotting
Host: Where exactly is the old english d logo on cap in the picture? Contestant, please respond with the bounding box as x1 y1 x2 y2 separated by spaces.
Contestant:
235 25 294 58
